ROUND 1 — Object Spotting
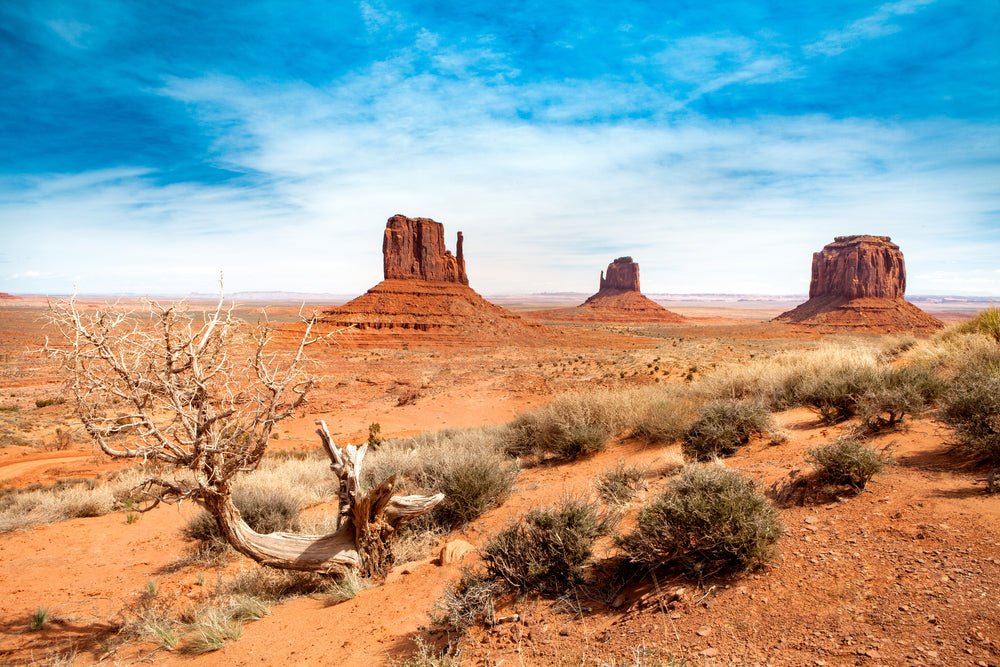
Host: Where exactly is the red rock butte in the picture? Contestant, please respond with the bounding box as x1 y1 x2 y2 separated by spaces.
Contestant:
525 257 684 323
775 235 942 333
323 215 539 340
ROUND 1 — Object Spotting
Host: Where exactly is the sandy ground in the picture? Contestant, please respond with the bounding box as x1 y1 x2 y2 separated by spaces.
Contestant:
1 298 998 666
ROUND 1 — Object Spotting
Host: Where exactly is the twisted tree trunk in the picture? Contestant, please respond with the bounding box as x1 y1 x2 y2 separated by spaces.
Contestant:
204 421 443 578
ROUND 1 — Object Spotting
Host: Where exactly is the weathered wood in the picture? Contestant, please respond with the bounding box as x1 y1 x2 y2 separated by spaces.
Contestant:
202 421 443 578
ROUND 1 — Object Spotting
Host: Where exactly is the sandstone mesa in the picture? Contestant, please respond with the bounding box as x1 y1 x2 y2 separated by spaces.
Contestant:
776 235 942 333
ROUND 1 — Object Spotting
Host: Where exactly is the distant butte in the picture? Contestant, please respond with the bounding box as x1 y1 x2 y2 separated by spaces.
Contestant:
525 256 684 323
323 215 539 339
775 235 942 333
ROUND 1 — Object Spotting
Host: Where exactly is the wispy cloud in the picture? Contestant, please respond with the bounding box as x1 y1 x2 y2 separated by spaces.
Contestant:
805 0 939 57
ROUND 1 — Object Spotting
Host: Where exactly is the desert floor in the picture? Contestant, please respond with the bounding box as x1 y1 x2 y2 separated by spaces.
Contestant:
0 297 997 666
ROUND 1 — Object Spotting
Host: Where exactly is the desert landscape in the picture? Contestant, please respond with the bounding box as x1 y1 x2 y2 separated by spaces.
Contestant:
1 217 998 667
4 3 998 666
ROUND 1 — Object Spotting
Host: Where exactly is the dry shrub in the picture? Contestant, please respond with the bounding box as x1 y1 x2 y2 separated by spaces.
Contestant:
941 363 1000 464
632 396 690 443
853 365 945 433
617 465 784 577
430 568 502 632
806 438 891 491
691 343 880 409
500 388 636 460
682 399 774 461
0 481 113 532
364 426 518 528
481 495 612 594
595 461 646 506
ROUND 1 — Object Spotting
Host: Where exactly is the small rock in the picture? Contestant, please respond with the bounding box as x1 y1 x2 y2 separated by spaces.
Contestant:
696 626 712 637
559 627 570 636
495 614 519 624
437 539 476 565
701 647 720 657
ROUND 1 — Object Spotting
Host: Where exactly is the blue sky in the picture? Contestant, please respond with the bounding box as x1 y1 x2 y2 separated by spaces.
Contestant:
2 0 998 296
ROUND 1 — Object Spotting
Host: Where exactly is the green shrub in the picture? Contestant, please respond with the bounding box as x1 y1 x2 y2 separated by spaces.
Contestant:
806 438 890 490
617 465 784 577
941 364 1000 462
481 496 612 594
34 398 66 409
947 307 1000 343
595 461 646 506
682 400 774 461
430 568 501 632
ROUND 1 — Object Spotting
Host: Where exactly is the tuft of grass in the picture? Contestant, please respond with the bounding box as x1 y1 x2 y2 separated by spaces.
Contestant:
325 569 368 604
595 461 646 506
29 606 51 631
389 637 462 667
226 595 269 621
617 465 784 578
180 608 242 654
482 495 612 594
34 397 66 409
130 608 178 650
806 438 891 491
682 399 774 461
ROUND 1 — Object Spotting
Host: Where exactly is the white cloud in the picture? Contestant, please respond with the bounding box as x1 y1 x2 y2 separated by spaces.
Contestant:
805 0 938 57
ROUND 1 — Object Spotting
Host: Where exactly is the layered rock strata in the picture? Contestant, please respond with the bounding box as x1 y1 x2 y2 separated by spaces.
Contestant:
776 235 941 332
526 257 683 323
324 215 538 339
383 214 467 284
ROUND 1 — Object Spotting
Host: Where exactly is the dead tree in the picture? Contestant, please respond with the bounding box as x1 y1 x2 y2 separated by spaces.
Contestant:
46 293 442 577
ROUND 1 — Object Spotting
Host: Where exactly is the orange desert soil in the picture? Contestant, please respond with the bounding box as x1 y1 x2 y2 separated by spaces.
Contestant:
0 300 997 666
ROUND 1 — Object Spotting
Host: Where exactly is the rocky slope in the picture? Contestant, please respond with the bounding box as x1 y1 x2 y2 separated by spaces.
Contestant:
776 236 942 333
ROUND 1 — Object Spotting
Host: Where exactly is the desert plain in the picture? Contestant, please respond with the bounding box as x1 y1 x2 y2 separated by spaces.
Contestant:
0 293 998 667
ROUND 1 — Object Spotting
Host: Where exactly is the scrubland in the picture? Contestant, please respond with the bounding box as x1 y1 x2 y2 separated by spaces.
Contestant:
0 301 998 665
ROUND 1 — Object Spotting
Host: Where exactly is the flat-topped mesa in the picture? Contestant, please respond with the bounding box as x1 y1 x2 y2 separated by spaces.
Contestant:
776 234 941 333
599 256 641 292
383 214 468 285
810 235 905 300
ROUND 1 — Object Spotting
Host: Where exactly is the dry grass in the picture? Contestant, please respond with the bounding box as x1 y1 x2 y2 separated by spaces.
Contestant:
364 426 518 527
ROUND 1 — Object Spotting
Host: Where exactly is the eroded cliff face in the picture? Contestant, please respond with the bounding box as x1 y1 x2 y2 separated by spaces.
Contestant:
325 214 538 337
382 215 467 285
599 257 641 292
809 236 905 300
776 235 941 333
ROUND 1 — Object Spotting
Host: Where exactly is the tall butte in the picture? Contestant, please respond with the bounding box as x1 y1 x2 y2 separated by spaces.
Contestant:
775 235 941 332
580 257 684 322
324 215 537 338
